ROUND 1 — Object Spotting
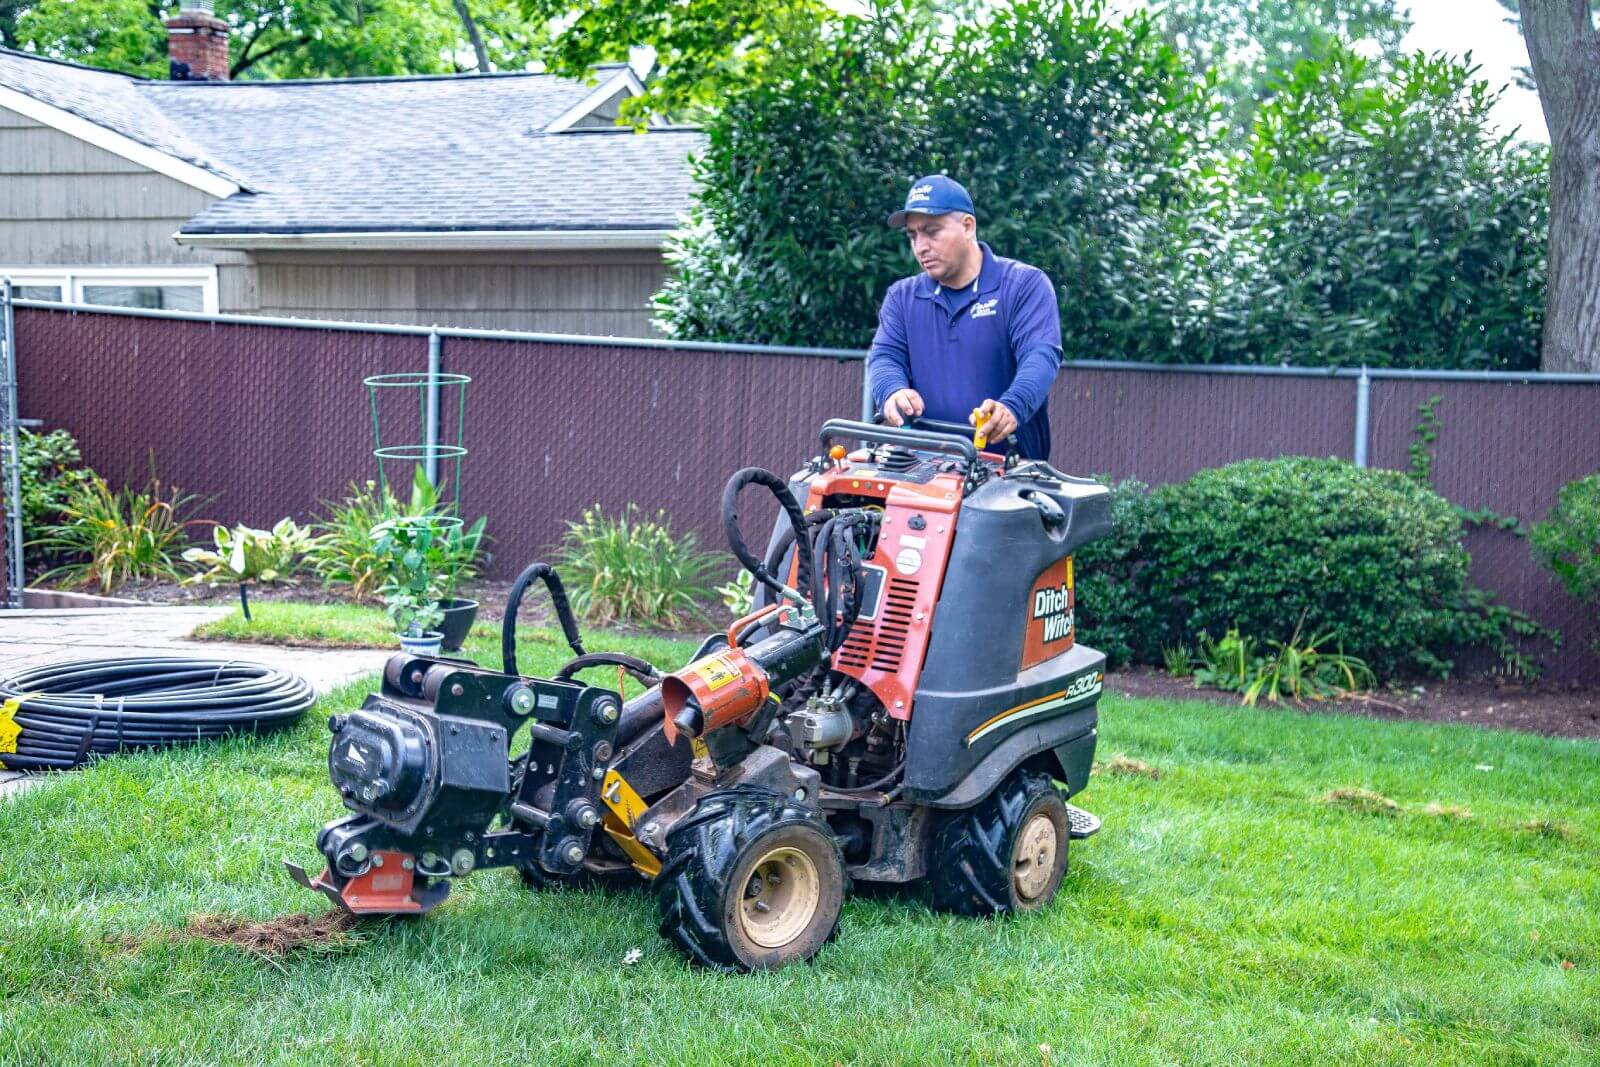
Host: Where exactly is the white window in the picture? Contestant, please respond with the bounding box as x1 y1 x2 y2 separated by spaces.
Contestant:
0 266 218 314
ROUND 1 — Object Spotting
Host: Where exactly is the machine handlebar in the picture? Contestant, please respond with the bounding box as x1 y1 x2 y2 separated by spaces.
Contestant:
817 418 981 466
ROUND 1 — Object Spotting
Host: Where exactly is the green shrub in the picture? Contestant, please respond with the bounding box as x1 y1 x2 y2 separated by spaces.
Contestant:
309 467 486 601
15 427 94 553
1193 624 1376 705
655 0 1212 351
657 6 1546 372
556 504 718 629
1073 478 1158 669
1530 474 1600 647
32 472 205 593
1074 458 1547 679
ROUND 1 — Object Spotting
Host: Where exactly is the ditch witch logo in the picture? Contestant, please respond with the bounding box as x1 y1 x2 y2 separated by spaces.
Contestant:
1032 582 1073 643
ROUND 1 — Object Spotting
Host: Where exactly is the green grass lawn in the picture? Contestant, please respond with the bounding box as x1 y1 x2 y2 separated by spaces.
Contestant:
191 601 426 648
2 624 1597 1065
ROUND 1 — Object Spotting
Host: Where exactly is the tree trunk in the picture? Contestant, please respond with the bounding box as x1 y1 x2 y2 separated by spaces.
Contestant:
1521 0 1600 373
452 0 492 73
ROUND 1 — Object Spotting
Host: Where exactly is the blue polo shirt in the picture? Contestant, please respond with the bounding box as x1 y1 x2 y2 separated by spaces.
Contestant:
868 243 1062 460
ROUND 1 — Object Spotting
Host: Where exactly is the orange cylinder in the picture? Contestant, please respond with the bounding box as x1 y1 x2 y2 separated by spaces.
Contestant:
660 647 769 745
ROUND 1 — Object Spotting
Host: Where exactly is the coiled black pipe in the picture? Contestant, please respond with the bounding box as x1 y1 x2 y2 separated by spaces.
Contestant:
502 562 585 674
0 657 314 771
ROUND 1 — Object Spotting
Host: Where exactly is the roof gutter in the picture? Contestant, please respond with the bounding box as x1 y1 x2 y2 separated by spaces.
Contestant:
171 228 676 251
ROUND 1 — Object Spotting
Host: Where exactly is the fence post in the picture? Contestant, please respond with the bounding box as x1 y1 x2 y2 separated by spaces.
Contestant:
1 279 22 608
859 356 874 422
425 327 441 487
1353 364 1371 468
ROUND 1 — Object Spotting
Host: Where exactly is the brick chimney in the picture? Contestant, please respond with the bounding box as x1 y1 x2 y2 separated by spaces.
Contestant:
165 0 230 82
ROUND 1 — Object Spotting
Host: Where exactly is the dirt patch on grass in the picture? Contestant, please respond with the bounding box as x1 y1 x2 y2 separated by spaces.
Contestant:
189 629 390 650
1516 818 1578 842
184 910 359 956
1420 802 1474 821
1108 667 1600 740
1095 754 1162 780
1322 787 1402 816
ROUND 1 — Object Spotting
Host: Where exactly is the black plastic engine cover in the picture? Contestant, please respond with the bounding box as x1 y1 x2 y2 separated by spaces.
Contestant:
904 470 1110 804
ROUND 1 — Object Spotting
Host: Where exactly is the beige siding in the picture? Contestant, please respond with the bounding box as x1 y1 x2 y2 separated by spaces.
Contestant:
0 103 670 336
249 251 668 336
0 104 247 274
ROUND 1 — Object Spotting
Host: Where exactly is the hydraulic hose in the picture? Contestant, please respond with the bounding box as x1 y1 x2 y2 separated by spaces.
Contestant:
555 652 661 688
503 562 584 675
0 657 314 772
722 467 814 600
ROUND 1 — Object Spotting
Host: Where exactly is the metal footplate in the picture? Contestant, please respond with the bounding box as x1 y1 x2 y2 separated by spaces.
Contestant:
1066 803 1101 839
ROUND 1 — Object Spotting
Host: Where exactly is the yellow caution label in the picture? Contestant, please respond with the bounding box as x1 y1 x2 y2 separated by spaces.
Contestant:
690 735 710 761
0 694 28 755
692 652 741 692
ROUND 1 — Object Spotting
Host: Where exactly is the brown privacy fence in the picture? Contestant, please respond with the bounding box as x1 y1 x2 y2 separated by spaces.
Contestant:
8 302 1599 683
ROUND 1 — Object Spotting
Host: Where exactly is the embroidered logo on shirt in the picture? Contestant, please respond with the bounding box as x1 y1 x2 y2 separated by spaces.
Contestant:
907 184 933 203
970 298 999 319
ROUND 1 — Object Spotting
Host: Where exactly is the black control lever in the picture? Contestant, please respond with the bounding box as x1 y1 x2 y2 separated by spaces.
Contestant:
1020 489 1067 532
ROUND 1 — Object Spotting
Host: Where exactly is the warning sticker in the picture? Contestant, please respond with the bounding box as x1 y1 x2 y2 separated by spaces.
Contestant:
693 652 742 692
0 695 26 755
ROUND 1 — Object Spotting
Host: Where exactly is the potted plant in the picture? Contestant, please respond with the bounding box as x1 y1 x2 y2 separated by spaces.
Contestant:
373 516 451 655
396 466 486 652
434 514 487 651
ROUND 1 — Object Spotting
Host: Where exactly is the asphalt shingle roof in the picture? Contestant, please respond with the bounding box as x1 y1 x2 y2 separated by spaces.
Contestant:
0 49 701 233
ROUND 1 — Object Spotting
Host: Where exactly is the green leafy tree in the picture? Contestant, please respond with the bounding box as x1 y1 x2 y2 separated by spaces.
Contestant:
1157 0 1411 134
14 0 170 77
1223 47 1551 369
516 0 828 121
8 0 545 80
656 0 1215 348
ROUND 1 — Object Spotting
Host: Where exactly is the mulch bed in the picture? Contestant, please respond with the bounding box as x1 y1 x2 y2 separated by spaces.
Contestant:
1109 667 1600 741
29 579 1599 741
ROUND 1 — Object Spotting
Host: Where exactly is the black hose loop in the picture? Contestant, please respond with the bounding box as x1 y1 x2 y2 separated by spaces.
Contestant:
0 657 313 772
503 562 585 674
722 467 813 598
555 652 661 688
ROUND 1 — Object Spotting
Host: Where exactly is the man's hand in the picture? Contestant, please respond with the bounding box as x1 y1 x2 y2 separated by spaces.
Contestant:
883 388 925 427
971 399 1018 445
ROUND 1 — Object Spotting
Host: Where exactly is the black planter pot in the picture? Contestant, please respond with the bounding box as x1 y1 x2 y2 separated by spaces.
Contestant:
435 597 479 652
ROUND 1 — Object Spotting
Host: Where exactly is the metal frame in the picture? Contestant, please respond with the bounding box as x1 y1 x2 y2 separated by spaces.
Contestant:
1 281 23 608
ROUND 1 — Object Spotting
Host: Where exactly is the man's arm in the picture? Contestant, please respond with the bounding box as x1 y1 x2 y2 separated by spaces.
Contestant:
995 270 1062 426
867 284 916 418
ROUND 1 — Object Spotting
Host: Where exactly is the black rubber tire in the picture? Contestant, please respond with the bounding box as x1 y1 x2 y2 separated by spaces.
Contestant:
654 785 848 972
929 769 1069 917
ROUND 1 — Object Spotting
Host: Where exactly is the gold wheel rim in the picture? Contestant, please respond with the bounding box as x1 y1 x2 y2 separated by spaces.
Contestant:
1013 812 1058 901
736 845 821 949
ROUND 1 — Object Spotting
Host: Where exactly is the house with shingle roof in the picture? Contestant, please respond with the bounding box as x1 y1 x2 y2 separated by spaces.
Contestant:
0 10 700 336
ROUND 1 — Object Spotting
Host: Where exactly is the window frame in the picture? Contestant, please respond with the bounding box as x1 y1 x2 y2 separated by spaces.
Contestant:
0 265 219 314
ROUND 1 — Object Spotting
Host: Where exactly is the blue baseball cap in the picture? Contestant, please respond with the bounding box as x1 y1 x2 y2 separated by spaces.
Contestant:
887 174 976 228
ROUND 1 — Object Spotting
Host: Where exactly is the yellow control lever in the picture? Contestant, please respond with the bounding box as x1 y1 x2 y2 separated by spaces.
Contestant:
970 406 990 450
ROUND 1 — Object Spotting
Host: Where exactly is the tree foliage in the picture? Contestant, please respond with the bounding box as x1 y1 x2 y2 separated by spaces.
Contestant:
1158 0 1411 134
656 0 1216 350
658 6 1550 371
516 0 828 121
6 0 546 79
